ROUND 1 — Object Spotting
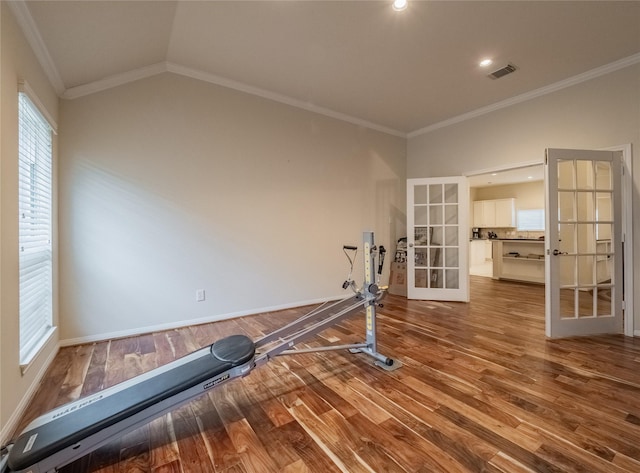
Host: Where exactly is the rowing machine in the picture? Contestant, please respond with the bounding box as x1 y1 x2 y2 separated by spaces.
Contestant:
1 231 400 473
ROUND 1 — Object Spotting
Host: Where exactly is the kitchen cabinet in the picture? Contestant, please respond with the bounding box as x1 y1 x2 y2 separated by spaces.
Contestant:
473 198 515 228
469 240 485 266
470 240 493 266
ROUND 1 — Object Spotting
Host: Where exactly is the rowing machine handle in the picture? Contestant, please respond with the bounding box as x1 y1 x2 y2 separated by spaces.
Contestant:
343 245 357 251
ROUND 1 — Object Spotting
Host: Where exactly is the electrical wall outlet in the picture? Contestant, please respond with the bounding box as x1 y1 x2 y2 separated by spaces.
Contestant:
196 289 205 302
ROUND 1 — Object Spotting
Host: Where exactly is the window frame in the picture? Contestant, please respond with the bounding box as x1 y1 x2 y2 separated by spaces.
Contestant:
17 82 57 371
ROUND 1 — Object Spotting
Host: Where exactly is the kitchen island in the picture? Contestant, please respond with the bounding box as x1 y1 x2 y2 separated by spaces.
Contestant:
492 239 545 284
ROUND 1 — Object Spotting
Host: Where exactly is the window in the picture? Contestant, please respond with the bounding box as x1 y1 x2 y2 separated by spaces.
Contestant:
517 208 545 231
18 89 54 365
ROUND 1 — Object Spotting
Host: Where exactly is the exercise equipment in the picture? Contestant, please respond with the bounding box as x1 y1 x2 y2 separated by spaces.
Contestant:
1 231 400 473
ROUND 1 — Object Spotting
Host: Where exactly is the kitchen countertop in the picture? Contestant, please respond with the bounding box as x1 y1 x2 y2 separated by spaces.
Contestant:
496 238 544 242
470 238 544 242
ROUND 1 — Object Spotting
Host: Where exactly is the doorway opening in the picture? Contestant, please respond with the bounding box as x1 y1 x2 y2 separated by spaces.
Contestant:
467 163 544 280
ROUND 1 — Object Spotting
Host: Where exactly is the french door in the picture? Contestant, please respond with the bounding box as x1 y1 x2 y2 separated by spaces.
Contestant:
407 177 469 302
545 148 623 338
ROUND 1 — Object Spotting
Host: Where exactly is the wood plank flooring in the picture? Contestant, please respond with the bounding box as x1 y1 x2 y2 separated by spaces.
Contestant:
12 276 640 472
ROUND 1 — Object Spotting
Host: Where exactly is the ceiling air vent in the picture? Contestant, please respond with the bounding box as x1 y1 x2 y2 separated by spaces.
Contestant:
488 63 517 79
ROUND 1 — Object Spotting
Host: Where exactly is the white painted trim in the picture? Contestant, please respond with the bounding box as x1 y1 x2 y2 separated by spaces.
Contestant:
19 326 57 375
0 341 60 446
464 160 544 178
7 0 65 95
409 52 640 138
601 144 634 337
61 62 169 100
59 294 348 347
61 61 405 137
164 63 406 138
19 80 58 132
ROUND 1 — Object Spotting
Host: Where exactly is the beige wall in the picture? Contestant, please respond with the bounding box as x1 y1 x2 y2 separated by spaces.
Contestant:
408 63 640 331
1 4 59 443
58 72 406 343
474 180 545 211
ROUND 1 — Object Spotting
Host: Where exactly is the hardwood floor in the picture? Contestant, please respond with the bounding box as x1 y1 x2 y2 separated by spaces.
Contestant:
13 276 640 472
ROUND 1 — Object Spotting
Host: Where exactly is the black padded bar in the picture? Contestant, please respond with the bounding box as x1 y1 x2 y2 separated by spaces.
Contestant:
8 335 254 472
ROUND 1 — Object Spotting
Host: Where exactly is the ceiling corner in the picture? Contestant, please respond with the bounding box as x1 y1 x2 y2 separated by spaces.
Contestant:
7 0 66 96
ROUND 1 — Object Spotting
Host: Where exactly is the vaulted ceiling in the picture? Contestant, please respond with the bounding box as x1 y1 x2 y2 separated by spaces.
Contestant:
13 1 640 136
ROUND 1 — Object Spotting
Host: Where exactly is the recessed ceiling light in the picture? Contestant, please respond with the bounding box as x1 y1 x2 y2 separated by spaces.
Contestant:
491 173 497 176
392 0 408 12
479 58 493 67
527 176 533 179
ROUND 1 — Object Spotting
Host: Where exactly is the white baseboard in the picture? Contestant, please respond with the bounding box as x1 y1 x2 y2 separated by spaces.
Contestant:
1 342 60 446
60 294 347 347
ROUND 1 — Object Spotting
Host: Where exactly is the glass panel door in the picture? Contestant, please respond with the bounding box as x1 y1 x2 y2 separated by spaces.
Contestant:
545 149 622 337
407 177 469 302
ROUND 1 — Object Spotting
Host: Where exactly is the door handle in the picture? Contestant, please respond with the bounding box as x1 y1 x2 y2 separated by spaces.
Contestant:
409 243 414 248
552 249 567 256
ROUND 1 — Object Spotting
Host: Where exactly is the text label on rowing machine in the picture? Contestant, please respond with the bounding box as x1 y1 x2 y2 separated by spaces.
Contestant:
203 373 230 391
52 394 105 419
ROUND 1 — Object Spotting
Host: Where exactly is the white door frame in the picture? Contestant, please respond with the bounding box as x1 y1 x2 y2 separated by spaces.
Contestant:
602 144 633 336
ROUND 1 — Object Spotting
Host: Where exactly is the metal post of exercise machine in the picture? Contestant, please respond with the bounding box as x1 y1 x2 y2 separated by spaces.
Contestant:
348 231 401 370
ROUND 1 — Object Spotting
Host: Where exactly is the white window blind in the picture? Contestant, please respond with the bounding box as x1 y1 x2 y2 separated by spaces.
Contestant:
517 208 545 231
18 91 53 364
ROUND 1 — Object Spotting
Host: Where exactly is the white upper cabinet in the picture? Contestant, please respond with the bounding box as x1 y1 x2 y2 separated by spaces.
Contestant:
473 198 515 227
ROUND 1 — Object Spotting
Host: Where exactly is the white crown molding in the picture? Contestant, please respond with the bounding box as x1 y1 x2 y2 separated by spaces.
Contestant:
165 62 406 137
408 52 640 139
62 62 169 100
7 0 65 95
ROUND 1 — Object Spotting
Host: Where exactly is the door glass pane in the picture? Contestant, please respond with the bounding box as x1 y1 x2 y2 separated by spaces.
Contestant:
430 227 442 246
596 223 612 242
578 255 595 285
414 185 428 205
596 287 612 316
445 248 459 267
558 192 575 221
596 193 612 222
444 184 458 203
414 207 428 226
446 269 459 289
576 192 594 221
430 248 443 267
558 160 575 189
415 269 428 288
430 269 443 288
445 226 458 246
595 161 612 190
430 205 443 225
444 205 458 224
429 184 443 204
415 248 428 267
558 224 576 254
576 160 594 190
415 227 428 246
560 255 576 286
578 290 595 318
560 288 576 318
577 224 595 253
